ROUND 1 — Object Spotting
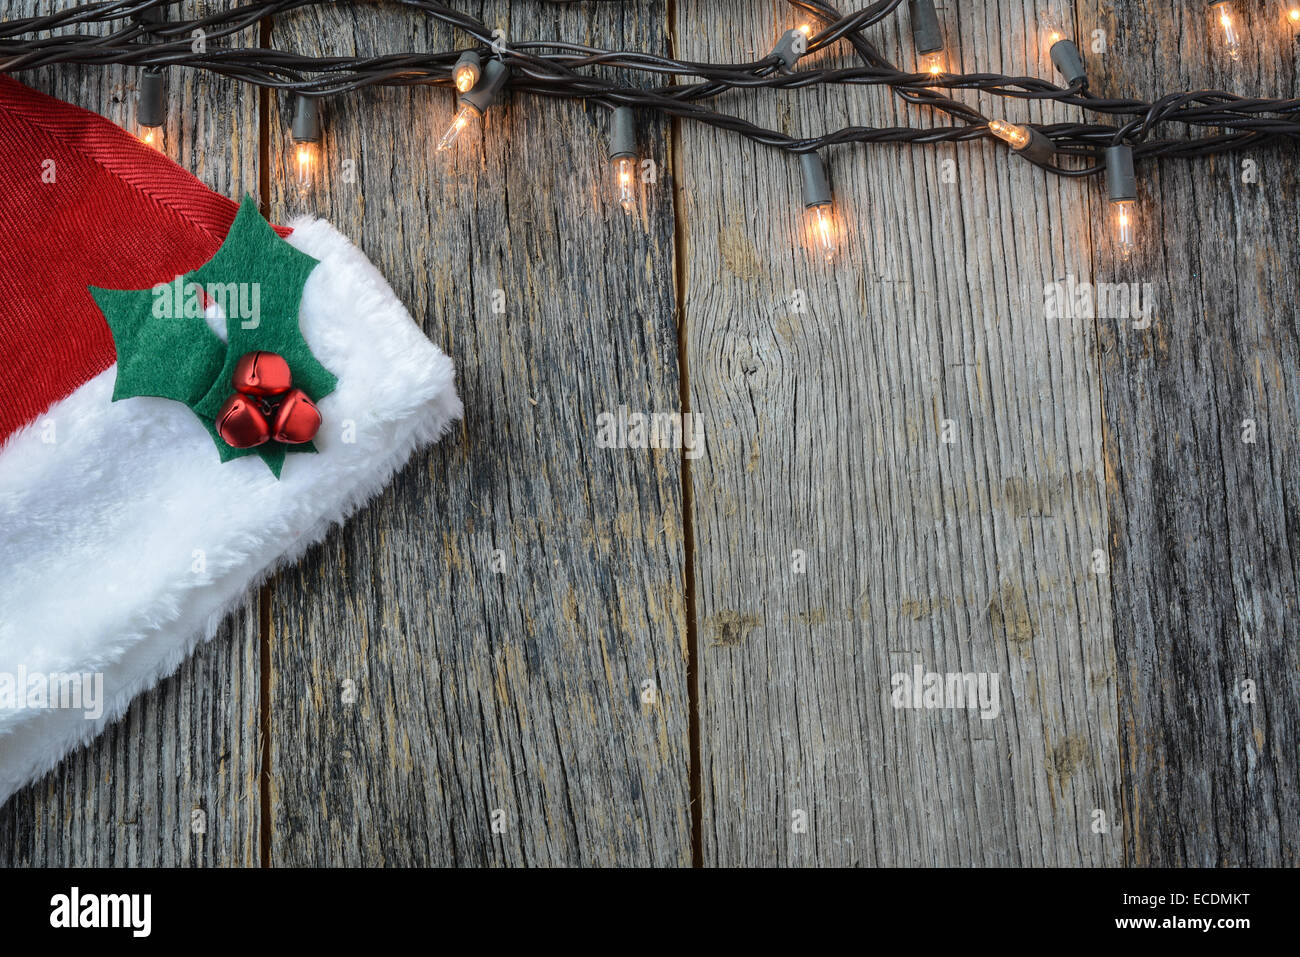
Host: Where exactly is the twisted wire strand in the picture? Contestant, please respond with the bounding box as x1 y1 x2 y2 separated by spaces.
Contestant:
2 0 1299 178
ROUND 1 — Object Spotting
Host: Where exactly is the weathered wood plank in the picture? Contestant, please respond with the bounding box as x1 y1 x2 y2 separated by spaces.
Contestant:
1097 1 1300 866
677 1 1120 865
0 1 263 867
4 0 1292 869
264 1 690 865
0 607 262 867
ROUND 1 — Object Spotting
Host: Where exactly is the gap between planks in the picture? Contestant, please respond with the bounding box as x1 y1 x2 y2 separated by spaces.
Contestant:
247 3 704 868
668 0 704 871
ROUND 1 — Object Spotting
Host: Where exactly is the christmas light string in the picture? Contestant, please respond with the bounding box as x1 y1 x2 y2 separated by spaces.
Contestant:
4 0 1300 259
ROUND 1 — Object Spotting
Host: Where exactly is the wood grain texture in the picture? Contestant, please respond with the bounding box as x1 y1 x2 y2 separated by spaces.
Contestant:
0 2 263 866
3 0 1297 868
1096 1 1300 866
263 1 691 865
0 607 262 867
676 1 1120 865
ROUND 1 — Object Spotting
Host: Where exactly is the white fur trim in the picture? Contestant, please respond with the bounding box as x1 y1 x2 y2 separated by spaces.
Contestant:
0 217 461 806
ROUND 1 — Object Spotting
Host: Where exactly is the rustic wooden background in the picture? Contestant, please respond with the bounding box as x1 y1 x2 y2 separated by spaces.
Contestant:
1 0 1296 867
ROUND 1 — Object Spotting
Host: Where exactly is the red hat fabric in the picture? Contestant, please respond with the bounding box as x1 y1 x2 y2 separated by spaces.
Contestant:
0 75 290 442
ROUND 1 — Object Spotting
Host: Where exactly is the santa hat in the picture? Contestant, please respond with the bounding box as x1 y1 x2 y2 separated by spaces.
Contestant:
0 76 462 806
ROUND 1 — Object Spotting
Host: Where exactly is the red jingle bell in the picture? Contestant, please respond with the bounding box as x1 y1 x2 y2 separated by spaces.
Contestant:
271 388 322 444
232 351 292 397
216 394 271 448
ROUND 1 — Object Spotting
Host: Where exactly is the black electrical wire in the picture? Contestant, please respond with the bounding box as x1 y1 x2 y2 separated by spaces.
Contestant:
2 0 1299 177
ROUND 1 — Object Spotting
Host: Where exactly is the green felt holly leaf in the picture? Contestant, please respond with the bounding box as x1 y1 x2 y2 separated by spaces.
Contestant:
90 195 336 479
88 285 226 405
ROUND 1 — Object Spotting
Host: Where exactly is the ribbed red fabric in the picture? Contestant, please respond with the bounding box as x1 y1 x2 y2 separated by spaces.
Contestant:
0 75 289 445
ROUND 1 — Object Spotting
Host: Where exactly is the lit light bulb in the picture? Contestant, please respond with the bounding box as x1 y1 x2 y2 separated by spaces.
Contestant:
1042 10 1067 47
1211 2 1243 60
614 156 636 214
1290 6 1300 28
288 95 322 199
453 51 481 94
608 106 639 215
137 67 165 150
1113 200 1138 261
1038 7 1089 86
910 0 945 84
798 152 837 263
437 104 477 152
807 203 837 262
799 23 813 37
437 60 509 155
294 142 316 194
1105 143 1139 261
988 119 1031 150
